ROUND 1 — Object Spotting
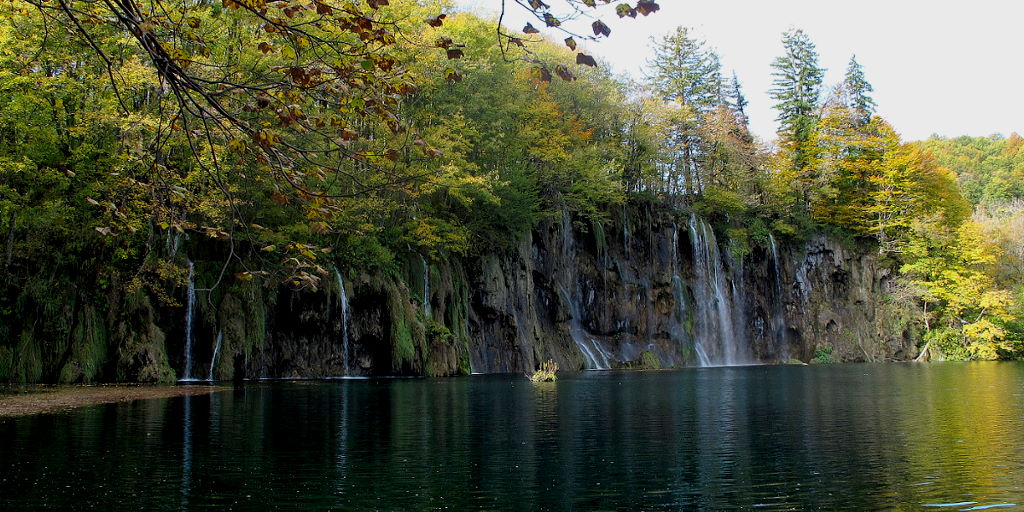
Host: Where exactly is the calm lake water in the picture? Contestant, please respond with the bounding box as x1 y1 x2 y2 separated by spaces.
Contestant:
2 363 1024 510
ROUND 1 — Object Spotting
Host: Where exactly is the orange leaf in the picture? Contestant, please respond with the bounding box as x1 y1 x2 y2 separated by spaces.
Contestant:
425 14 446 27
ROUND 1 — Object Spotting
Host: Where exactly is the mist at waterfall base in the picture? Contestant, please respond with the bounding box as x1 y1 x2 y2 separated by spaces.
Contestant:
4 364 1024 511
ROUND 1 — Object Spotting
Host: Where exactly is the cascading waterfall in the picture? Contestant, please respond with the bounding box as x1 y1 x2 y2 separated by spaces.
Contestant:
420 255 431 317
166 230 182 258
687 215 747 366
728 246 749 359
670 221 705 364
767 233 790 359
334 268 352 375
207 331 222 382
181 260 196 381
621 206 630 260
560 212 612 370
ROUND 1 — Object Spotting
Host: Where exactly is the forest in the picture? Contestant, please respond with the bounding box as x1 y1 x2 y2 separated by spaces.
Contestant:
1 0 1022 383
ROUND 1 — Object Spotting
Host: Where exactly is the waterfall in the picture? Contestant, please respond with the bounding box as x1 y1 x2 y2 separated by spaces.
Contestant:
166 230 182 258
181 260 196 381
334 268 352 375
670 221 704 364
687 215 747 366
207 331 222 382
420 255 431 317
559 212 612 370
728 245 749 360
621 206 630 260
767 233 791 359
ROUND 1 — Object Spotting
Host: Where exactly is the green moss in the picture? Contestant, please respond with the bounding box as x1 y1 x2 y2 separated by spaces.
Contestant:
725 227 751 259
14 329 43 383
448 263 472 375
113 289 175 383
638 351 662 370
591 219 607 253
59 304 108 383
0 346 11 381
216 279 270 381
811 345 836 364
385 277 425 373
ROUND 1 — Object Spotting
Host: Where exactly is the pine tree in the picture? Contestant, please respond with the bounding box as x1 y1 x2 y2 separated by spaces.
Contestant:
843 55 876 126
770 29 823 141
770 28 825 176
647 26 723 112
645 27 725 198
726 71 749 127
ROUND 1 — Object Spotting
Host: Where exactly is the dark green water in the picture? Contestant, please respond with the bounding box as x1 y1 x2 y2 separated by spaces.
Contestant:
2 363 1024 511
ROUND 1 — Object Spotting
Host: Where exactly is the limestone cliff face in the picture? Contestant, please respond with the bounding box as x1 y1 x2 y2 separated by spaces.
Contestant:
778 234 918 363
0 204 921 383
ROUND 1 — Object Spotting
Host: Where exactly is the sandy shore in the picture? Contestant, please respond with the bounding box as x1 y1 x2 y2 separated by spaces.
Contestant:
0 384 229 418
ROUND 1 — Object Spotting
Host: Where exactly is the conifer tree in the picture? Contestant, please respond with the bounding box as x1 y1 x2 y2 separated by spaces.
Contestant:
770 28 825 182
843 55 877 126
645 27 725 198
726 72 749 128
647 27 723 112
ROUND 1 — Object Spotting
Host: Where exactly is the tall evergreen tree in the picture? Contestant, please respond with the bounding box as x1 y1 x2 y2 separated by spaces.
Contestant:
726 71 749 127
770 28 825 173
647 27 723 112
645 27 725 198
843 55 876 126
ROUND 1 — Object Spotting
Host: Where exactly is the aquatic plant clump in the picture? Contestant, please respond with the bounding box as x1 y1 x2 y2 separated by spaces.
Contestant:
530 360 559 382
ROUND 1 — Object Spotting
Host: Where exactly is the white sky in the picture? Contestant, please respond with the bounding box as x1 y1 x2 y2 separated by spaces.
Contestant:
458 0 1023 142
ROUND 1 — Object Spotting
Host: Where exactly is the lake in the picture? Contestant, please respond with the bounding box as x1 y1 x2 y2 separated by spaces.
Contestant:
2 363 1023 510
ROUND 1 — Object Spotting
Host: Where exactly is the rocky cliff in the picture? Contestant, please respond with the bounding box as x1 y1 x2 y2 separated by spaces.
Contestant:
0 203 921 383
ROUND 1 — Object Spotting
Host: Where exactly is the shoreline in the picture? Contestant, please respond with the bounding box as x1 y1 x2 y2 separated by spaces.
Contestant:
0 384 230 418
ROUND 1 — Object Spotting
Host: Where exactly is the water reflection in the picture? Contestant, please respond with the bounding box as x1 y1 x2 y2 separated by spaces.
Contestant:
1 363 1023 510
181 393 192 508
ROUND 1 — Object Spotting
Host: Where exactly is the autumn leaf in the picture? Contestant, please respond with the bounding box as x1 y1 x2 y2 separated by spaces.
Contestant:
314 1 333 15
444 67 462 82
543 13 560 27
533 66 552 82
592 20 611 37
564 37 577 50
576 53 597 67
554 64 576 81
446 48 464 59
425 14 446 27
635 1 660 15
258 42 274 54
523 23 540 34
366 0 388 8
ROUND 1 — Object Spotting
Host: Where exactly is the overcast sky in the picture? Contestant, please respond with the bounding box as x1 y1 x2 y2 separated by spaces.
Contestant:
459 0 1023 142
